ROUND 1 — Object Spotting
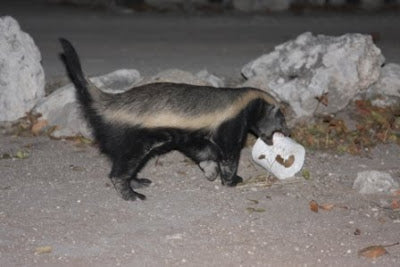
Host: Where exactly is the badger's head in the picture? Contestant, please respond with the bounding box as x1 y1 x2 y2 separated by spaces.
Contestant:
251 104 290 145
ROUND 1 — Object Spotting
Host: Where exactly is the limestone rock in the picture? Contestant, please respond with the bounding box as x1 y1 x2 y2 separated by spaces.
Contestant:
91 69 142 94
196 70 224 87
144 68 219 87
241 32 384 118
367 63 400 107
0 16 45 122
353 170 399 194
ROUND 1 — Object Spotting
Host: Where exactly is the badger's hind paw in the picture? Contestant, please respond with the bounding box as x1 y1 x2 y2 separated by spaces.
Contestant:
120 190 146 201
222 175 243 187
110 177 147 201
121 190 146 201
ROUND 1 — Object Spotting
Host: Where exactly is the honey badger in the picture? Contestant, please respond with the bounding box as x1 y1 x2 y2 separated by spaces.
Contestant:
59 38 290 201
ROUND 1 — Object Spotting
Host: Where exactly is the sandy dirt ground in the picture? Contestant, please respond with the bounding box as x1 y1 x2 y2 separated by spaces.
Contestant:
1 1 400 266
1 136 400 266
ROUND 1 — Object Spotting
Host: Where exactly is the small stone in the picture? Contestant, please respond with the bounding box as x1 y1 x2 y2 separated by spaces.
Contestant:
353 170 399 194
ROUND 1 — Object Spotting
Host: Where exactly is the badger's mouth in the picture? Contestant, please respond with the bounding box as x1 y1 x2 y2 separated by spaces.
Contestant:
260 133 274 146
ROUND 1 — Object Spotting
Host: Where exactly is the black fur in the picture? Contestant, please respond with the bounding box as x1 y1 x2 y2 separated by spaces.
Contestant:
59 38 289 201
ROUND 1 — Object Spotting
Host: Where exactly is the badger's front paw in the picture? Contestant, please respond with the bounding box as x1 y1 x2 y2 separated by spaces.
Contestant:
221 175 243 187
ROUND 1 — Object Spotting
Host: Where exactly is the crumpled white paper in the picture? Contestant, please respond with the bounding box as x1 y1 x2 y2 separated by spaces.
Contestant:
252 132 306 179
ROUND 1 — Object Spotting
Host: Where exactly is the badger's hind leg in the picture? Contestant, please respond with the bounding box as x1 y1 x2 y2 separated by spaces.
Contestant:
110 177 146 200
110 134 176 199
108 139 156 201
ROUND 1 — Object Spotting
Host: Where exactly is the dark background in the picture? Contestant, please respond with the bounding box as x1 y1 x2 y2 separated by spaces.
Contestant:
2 0 400 83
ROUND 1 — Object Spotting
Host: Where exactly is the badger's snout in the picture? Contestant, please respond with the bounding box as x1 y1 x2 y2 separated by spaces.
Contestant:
261 128 291 146
281 127 291 137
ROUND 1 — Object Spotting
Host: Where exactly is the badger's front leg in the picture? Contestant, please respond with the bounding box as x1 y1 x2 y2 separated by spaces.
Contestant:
219 152 242 186
213 119 247 187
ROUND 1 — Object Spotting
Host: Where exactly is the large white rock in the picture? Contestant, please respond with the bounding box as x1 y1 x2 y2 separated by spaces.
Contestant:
195 69 225 88
353 170 399 194
33 69 141 138
91 68 142 94
0 16 45 122
241 32 384 118
233 0 290 12
145 69 206 86
367 63 400 107
143 68 224 87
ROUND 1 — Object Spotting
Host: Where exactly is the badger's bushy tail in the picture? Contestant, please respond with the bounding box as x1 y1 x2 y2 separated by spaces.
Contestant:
59 38 92 106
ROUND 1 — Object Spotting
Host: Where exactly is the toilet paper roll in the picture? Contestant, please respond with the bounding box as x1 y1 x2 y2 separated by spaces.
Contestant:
252 132 305 180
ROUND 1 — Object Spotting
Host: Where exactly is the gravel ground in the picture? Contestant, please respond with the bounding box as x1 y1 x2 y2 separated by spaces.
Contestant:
1 135 399 266
1 1 400 266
